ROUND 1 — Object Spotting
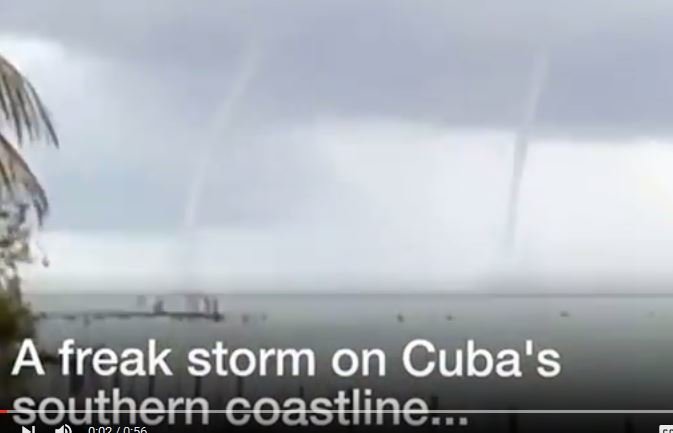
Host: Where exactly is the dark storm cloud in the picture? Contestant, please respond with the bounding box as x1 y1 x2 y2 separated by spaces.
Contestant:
3 0 673 132
3 0 673 232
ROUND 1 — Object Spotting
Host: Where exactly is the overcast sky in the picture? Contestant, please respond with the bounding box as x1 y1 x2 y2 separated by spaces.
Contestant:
2 1 673 287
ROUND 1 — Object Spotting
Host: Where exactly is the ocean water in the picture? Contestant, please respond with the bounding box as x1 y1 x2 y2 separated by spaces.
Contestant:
15 290 673 412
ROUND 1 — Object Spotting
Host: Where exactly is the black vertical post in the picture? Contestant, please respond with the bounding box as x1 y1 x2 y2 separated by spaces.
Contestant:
148 374 155 396
193 375 202 398
507 408 518 433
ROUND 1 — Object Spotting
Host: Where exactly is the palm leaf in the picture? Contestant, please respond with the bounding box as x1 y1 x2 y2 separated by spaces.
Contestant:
0 53 58 147
0 130 49 225
0 53 58 226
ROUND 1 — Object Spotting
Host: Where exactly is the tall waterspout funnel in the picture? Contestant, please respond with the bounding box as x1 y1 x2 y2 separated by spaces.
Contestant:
183 46 261 231
179 44 261 289
504 51 549 251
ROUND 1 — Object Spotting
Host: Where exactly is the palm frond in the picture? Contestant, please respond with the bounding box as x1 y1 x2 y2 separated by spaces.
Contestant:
0 131 49 225
0 54 58 147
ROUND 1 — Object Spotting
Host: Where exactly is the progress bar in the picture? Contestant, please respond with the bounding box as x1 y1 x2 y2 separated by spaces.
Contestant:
3 410 673 414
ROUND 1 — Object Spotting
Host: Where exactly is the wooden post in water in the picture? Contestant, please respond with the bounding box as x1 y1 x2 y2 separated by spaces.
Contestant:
507 408 519 433
429 395 439 431
112 370 121 393
193 375 202 398
148 373 155 396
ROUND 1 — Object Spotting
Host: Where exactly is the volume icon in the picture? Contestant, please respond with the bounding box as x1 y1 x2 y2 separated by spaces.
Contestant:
55 425 71 433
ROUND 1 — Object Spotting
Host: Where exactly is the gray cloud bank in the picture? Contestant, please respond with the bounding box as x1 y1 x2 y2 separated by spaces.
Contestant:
3 0 673 133
1 1 673 285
